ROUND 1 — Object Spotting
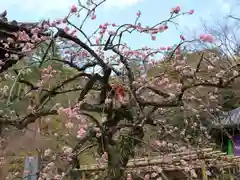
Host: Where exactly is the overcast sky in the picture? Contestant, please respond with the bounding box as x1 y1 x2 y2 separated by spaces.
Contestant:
0 0 238 49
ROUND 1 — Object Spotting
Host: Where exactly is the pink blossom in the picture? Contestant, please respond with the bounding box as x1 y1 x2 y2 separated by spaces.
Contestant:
199 34 214 43
12 32 17 37
144 174 150 180
160 47 166 51
102 25 107 29
62 17 67 23
188 9 194 14
31 34 40 42
56 19 61 25
50 21 57 27
152 140 161 146
99 29 105 35
130 25 137 30
64 27 70 33
96 132 102 138
102 151 108 160
112 23 116 27
77 128 86 139
43 24 49 30
127 173 132 180
151 30 158 34
7 37 14 44
54 175 62 180
30 28 40 34
138 26 144 32
151 35 156 41
167 46 172 50
94 127 101 132
151 172 158 178
136 11 141 17
65 122 74 129
158 26 165 32
70 29 77 36
3 43 9 48
70 5 78 13
180 35 185 40
22 43 34 52
104 22 109 26
171 6 180 14
176 6 180 12
140 66 145 70
175 48 181 55
207 65 214 71
91 14 96 20
108 30 115 35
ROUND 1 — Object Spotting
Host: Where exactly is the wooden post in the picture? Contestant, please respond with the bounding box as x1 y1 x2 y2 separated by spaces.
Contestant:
201 161 208 180
22 156 40 180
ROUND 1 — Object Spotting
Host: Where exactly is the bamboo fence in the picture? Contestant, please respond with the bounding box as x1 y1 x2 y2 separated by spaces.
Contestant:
75 147 240 173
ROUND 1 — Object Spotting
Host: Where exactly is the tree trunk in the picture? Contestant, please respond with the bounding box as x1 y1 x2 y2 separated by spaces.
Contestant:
106 126 144 180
